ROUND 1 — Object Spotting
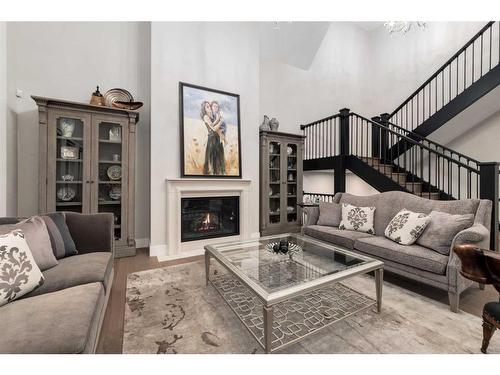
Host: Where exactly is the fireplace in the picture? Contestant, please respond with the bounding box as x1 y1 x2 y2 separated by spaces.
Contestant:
181 196 240 242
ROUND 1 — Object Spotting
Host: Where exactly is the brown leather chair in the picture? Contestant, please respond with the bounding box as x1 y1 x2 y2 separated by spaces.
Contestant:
454 244 500 353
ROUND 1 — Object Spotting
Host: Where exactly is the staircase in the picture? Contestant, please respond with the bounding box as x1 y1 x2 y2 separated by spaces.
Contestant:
300 110 499 249
388 21 500 159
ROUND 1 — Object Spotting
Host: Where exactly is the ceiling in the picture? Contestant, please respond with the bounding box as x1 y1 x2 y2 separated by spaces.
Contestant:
259 22 383 70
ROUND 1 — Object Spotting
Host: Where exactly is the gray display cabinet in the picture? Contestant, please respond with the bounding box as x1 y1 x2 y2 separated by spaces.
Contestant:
32 96 139 258
259 130 305 236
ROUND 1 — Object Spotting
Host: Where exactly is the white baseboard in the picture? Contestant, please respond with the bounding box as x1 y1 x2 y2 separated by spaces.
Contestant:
149 243 167 258
135 238 150 249
156 249 205 263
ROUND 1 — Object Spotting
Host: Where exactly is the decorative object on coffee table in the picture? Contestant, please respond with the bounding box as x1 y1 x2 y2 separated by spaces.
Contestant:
32 95 139 258
103 88 133 107
265 241 302 255
260 130 304 235
89 86 105 106
179 82 242 178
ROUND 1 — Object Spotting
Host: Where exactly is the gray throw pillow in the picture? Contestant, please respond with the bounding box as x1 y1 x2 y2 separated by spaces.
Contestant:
0 216 59 271
416 211 475 255
317 202 342 227
41 213 77 259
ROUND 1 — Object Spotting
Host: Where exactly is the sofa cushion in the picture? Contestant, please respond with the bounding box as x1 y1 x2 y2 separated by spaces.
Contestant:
0 282 104 353
0 216 58 271
0 230 45 307
303 225 373 249
24 252 113 298
354 236 449 274
417 211 475 255
384 209 430 245
317 202 342 227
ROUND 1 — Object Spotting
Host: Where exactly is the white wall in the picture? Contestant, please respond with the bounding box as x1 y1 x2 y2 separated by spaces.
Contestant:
304 170 379 196
6 22 151 239
369 22 485 116
149 22 260 254
260 22 372 134
0 22 6 216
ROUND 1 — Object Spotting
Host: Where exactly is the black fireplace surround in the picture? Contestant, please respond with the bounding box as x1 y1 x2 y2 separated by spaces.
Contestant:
181 196 240 242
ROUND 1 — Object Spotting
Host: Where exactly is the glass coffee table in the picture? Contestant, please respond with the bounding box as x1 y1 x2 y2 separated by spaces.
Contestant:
204 233 384 353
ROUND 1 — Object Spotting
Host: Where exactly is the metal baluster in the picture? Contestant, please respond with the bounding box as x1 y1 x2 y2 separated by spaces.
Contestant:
464 49 467 91
458 165 461 199
472 41 475 84
481 33 484 77
490 25 492 70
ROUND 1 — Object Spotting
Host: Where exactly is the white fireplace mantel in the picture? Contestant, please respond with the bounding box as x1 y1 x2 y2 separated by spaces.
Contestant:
157 178 255 261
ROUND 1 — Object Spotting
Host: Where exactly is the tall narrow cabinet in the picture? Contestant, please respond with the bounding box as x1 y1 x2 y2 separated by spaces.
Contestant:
32 96 139 258
260 130 305 236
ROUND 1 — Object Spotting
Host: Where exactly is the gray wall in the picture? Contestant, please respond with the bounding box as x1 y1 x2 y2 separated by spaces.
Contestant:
6 22 151 240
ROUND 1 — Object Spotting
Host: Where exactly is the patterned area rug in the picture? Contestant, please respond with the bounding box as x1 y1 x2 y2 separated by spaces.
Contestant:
123 261 500 354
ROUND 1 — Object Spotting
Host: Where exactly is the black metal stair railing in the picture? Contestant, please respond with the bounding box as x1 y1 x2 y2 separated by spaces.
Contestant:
348 112 481 200
389 21 500 133
383 117 481 172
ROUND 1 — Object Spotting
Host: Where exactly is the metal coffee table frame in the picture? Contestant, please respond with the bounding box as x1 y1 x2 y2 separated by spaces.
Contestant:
204 233 384 353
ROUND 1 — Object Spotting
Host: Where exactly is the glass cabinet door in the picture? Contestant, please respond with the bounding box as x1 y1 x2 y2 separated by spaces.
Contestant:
285 143 298 223
268 140 281 225
49 112 91 213
92 117 128 243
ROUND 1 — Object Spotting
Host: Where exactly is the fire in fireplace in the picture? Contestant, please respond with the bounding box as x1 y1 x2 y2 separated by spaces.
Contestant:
181 196 239 242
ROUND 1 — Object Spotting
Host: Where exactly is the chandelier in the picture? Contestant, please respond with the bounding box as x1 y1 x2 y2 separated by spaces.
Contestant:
384 21 426 34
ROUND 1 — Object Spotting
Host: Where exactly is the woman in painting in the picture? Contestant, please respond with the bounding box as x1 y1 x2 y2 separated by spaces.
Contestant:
201 101 226 175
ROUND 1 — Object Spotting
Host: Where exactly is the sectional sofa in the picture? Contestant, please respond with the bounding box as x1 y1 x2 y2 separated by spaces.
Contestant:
0 212 114 353
302 191 492 312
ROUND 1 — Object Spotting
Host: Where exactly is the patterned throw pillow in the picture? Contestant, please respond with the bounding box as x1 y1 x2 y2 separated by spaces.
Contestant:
339 203 376 234
384 209 431 245
0 230 45 307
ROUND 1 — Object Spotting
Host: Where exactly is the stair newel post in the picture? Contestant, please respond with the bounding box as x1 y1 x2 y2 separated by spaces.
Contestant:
371 116 381 158
335 108 350 193
479 162 499 251
379 113 391 163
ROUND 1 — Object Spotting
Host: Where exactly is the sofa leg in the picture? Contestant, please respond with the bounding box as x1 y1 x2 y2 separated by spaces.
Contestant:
448 291 460 313
479 283 485 290
481 320 496 354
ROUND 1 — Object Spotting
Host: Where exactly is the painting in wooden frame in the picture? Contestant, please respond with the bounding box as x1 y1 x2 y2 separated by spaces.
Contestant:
179 82 242 178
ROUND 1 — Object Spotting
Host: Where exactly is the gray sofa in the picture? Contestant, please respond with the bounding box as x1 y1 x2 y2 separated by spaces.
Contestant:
0 212 114 353
302 191 492 312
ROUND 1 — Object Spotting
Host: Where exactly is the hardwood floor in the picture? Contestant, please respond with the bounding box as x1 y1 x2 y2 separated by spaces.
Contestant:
96 248 499 354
